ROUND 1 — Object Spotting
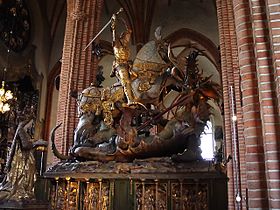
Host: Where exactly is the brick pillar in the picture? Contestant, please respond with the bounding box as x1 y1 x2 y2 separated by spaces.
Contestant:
216 1 247 209
266 1 280 115
221 0 280 209
232 0 269 209
55 0 104 155
265 3 280 206
248 0 280 208
253 0 280 209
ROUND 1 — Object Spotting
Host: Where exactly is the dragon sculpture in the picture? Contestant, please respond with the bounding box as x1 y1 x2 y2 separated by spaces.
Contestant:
51 26 221 163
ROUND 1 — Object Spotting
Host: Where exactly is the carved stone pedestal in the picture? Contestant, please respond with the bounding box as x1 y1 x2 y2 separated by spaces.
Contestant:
0 200 49 210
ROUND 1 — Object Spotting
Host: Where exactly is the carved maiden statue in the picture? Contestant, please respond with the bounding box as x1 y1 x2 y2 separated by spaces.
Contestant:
0 108 47 202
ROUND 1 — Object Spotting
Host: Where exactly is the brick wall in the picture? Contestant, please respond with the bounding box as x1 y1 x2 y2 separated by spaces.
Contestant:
217 0 280 209
216 1 246 209
55 0 103 155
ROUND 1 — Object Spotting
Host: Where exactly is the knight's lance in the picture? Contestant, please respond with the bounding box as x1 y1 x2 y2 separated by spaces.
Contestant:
83 8 124 51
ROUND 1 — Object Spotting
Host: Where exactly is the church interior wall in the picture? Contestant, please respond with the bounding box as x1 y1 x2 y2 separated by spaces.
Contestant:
1 0 280 209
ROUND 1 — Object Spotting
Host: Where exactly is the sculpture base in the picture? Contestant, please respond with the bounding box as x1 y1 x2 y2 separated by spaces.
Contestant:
0 200 49 210
45 158 228 210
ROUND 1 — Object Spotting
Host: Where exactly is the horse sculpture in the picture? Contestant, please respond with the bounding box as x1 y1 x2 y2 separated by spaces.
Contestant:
51 25 221 162
51 17 220 161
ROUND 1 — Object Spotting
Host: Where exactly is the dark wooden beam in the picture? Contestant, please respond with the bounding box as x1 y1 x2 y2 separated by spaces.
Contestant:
168 0 172 6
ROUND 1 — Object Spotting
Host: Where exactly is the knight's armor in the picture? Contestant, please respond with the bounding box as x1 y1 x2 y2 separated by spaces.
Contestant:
111 15 141 107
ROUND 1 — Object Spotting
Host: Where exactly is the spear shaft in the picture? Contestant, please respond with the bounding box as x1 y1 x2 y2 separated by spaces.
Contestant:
83 20 111 51
83 8 123 51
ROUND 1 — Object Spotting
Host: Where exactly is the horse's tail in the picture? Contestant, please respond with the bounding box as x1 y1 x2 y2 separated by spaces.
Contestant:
50 123 70 160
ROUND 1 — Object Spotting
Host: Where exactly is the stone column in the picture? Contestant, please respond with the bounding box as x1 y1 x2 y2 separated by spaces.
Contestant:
55 0 104 155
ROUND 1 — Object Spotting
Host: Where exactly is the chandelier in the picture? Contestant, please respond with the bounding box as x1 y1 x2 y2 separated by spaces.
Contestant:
0 48 13 114
0 80 13 113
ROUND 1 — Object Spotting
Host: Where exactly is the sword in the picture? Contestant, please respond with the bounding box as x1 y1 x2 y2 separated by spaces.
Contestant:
83 8 124 51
